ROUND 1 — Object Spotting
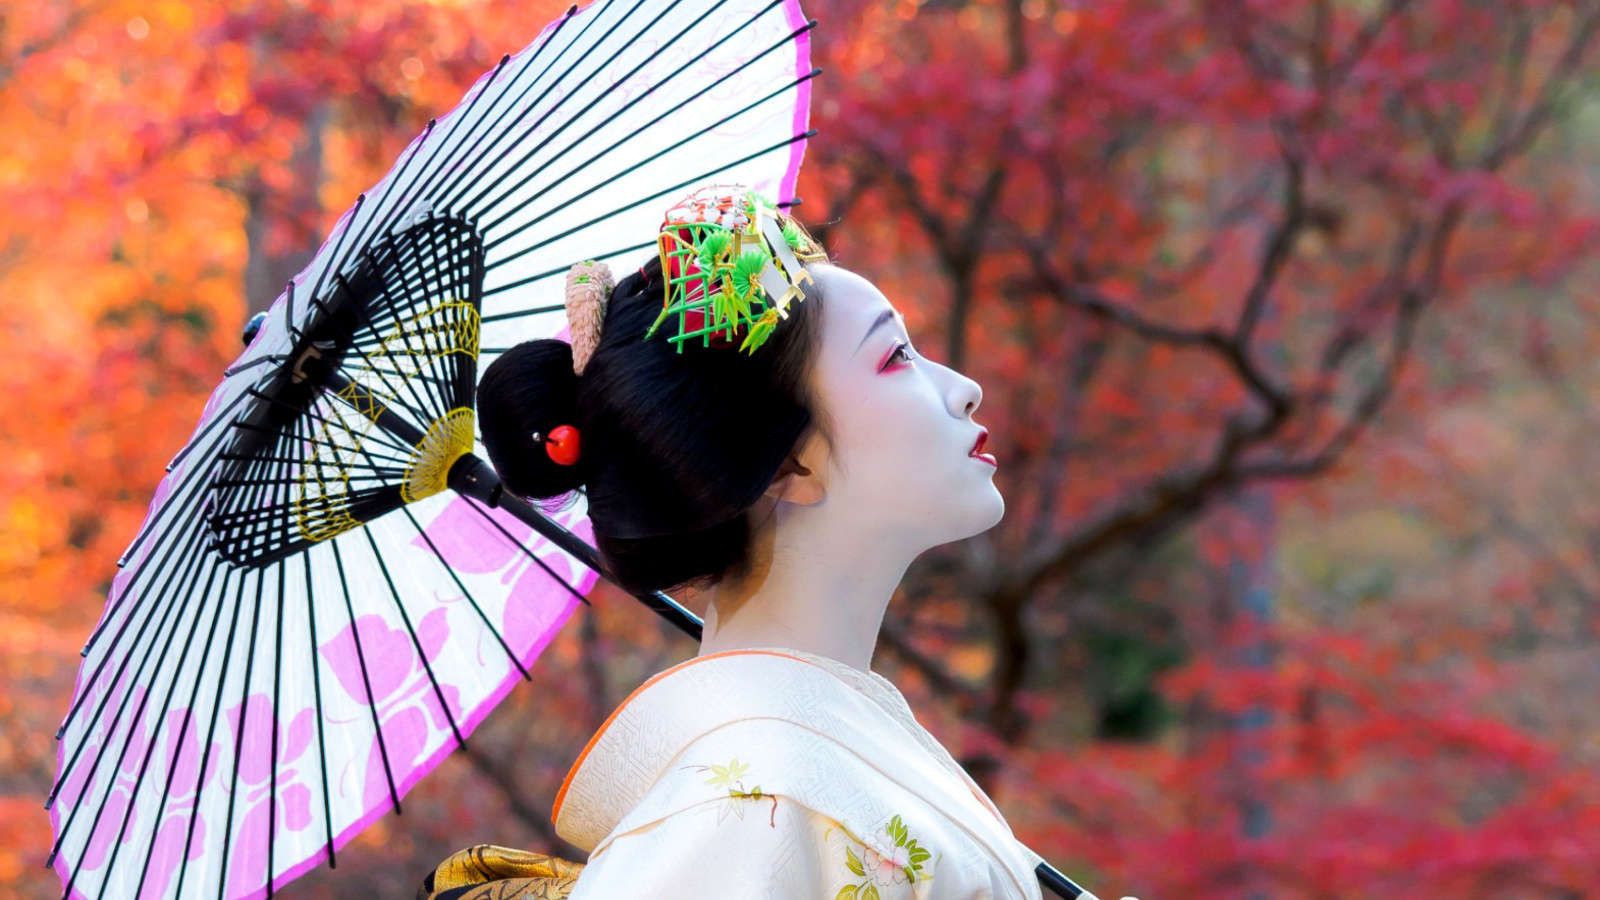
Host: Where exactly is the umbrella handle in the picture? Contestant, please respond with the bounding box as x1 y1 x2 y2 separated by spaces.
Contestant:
1037 861 1094 898
446 454 704 638
449 454 1104 900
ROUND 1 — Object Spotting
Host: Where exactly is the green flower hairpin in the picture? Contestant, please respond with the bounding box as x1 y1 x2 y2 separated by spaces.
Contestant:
644 183 827 355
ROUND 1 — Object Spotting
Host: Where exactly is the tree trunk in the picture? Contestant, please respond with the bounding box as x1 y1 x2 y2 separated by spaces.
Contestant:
244 102 329 317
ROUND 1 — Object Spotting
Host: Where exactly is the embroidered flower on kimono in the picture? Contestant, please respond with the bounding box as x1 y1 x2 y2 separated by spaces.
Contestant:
863 829 913 885
840 813 935 898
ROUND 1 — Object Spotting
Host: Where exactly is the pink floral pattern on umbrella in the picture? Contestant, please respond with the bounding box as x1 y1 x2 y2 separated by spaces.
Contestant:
319 609 464 812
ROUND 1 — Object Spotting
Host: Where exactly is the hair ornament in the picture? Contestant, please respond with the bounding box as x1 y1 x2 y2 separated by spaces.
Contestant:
644 183 827 355
565 259 615 376
531 424 582 466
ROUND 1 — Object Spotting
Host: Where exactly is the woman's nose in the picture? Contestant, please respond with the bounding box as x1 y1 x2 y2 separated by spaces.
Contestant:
951 370 982 418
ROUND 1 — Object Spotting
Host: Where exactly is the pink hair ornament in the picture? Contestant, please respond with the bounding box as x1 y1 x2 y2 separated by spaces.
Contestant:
564 258 615 376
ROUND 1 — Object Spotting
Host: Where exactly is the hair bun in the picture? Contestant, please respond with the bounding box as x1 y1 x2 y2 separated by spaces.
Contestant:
476 338 591 503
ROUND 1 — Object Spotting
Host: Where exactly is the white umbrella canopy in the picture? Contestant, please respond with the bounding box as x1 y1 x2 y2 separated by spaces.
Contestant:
45 0 817 897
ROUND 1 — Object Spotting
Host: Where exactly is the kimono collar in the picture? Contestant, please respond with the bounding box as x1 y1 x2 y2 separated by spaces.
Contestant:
550 648 1038 899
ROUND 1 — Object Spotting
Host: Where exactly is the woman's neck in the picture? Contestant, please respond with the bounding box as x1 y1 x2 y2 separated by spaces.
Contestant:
697 499 913 673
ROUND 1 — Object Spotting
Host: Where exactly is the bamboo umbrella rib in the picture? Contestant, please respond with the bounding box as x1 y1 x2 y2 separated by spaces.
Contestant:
299 549 337 871
399 503 535 682
458 0 703 219
473 0 786 232
52 518 215 771
359 524 469 752
485 129 816 278
170 567 250 900
328 538 402 817
93 554 229 897
51 523 215 884
127 560 233 898
458 495 593 606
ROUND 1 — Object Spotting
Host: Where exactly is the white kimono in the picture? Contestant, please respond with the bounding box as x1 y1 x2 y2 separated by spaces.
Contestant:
552 648 1049 900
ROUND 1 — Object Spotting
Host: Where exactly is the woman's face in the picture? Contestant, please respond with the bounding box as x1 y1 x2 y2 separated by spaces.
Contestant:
795 263 1004 548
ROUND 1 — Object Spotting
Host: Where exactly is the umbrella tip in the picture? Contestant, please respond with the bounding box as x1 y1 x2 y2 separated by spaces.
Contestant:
242 311 268 347
500 53 510 64
566 4 577 14
44 851 55 869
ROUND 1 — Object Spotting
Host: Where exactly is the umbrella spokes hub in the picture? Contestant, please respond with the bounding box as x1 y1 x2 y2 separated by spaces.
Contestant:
205 214 487 568
402 407 477 503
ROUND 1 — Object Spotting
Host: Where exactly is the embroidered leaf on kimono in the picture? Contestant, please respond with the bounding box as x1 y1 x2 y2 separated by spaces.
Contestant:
835 887 859 900
887 815 909 846
861 885 881 900
704 758 750 789
899 838 930 881
845 845 866 877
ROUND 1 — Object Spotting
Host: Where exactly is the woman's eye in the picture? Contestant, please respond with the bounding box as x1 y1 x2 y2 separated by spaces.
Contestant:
884 342 914 369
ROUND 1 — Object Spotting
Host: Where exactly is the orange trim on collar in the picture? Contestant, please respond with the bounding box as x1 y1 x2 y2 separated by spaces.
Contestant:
549 649 807 827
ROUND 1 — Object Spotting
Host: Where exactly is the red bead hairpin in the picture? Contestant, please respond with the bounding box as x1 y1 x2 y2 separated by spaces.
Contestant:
531 424 581 466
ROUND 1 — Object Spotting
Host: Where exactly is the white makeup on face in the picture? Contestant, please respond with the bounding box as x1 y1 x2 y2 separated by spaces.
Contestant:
802 263 1005 551
698 263 1004 672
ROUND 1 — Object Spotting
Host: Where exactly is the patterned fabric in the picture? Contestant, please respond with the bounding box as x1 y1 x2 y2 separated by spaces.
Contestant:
551 648 1045 900
416 844 584 900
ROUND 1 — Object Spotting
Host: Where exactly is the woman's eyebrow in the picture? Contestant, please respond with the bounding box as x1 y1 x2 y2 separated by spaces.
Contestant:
853 308 901 357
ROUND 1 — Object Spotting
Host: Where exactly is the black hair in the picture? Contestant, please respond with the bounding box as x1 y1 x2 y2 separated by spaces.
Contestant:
476 246 831 599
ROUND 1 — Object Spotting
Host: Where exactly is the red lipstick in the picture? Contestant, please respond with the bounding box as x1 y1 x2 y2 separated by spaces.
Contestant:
969 428 997 467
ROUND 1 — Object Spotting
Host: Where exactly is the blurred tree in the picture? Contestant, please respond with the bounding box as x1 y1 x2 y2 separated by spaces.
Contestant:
805 0 1600 747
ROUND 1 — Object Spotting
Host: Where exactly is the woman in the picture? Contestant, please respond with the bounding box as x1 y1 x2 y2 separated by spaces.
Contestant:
418 184 1073 900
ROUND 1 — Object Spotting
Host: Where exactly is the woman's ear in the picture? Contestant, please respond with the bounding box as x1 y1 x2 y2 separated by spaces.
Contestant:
764 432 826 506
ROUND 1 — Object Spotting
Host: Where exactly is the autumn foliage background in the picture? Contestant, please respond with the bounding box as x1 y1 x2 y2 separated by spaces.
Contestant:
4 0 1600 897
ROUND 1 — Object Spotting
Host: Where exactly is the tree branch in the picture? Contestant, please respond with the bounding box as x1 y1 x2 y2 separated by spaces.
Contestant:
878 620 984 715
1020 240 1226 348
457 742 572 852
1479 1 1600 171
1327 0 1418 88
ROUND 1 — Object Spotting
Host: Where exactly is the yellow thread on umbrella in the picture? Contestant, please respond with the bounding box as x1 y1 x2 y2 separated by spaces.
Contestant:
402 407 476 503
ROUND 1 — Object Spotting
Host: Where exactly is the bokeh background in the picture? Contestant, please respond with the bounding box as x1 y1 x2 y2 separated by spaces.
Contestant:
5 0 1600 897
